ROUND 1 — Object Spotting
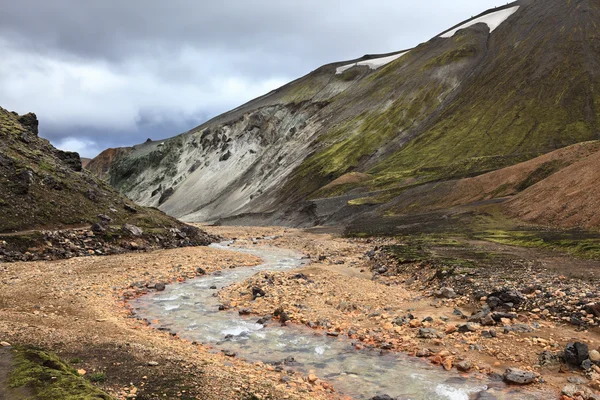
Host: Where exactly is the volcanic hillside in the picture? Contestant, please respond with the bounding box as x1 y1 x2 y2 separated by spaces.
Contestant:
89 0 600 231
0 107 200 234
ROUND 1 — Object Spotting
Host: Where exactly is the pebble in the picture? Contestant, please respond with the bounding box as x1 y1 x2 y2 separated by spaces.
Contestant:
147 361 159 366
0 341 11 347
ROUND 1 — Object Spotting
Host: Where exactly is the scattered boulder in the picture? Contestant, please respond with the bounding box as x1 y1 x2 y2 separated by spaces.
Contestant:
122 224 143 237
487 289 525 310
458 323 479 333
416 348 432 357
196 267 207 275
252 287 266 300
589 349 600 363
436 287 457 299
91 223 107 234
503 368 538 385
17 112 38 135
418 328 441 339
55 150 82 172
219 151 232 162
562 383 598 399
158 188 175 205
456 359 474 372
564 342 590 368
97 214 112 223
124 204 138 213
155 283 166 292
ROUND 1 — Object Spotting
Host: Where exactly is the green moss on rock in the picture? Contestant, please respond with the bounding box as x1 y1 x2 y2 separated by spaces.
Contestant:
9 346 113 400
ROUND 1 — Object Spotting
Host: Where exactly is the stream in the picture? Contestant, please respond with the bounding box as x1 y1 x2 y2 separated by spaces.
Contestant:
131 241 546 400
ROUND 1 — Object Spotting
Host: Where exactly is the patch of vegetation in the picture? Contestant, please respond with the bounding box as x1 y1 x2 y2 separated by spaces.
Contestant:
88 373 106 383
335 67 365 82
422 44 478 70
9 346 113 400
476 229 600 260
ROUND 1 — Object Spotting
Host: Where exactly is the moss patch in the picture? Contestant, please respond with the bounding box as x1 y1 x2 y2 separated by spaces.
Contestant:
476 229 600 260
9 346 113 400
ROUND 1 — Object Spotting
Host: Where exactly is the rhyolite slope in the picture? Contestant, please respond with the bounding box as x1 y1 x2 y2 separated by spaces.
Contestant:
91 0 600 231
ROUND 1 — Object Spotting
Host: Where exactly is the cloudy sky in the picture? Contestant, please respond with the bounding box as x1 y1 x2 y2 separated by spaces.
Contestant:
0 0 502 158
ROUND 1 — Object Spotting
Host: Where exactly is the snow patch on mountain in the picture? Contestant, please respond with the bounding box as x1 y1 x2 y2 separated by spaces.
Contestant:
336 51 410 75
440 6 520 38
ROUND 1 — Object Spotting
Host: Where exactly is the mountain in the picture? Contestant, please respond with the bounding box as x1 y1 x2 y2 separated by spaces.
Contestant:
89 0 600 232
0 106 212 245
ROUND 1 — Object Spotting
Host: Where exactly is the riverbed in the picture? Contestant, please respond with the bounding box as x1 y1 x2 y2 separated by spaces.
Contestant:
131 241 544 400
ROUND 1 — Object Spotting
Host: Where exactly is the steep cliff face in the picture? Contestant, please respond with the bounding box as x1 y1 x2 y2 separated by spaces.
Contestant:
92 0 600 230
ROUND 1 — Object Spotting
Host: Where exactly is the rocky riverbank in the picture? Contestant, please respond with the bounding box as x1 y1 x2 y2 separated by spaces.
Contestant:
2 225 600 399
213 227 600 400
0 219 217 263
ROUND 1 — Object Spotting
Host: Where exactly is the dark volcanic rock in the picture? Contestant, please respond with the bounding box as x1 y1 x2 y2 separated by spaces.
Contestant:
158 187 175 205
55 150 82 172
252 286 266 300
17 112 38 135
503 368 537 385
564 342 589 368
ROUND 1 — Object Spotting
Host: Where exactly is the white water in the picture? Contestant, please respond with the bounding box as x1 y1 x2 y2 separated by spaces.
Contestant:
131 242 545 400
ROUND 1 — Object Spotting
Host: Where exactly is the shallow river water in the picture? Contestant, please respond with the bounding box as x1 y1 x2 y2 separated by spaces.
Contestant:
131 242 547 400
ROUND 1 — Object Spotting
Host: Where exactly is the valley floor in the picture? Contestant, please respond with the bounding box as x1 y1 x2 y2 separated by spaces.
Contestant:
0 226 599 399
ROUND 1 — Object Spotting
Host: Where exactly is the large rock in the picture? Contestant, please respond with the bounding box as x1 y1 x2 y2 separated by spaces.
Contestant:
487 289 525 309
564 342 589 368
158 187 175 205
436 287 457 299
55 150 83 172
503 368 538 384
122 224 143 237
17 112 38 135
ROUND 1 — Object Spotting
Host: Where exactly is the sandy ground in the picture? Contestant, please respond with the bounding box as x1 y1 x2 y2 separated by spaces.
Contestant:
1 225 599 399
0 238 336 400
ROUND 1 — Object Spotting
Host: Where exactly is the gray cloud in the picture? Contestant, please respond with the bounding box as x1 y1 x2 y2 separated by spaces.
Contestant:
0 0 503 157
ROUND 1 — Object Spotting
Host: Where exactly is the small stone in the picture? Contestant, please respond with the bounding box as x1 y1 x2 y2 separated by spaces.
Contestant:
589 349 600 362
0 341 11 347
155 283 166 291
147 361 159 366
308 374 318 383
436 287 457 299
417 328 439 339
503 368 538 385
457 359 474 372
77 369 86 375
416 348 432 357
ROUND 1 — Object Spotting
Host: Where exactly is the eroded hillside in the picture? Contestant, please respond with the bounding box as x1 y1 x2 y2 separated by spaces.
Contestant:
90 0 600 232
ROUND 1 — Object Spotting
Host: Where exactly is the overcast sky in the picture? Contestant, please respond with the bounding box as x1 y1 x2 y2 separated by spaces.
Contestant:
0 0 503 158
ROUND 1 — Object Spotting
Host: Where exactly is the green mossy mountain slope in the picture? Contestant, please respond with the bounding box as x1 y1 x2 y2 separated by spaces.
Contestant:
90 0 600 230
0 107 193 233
